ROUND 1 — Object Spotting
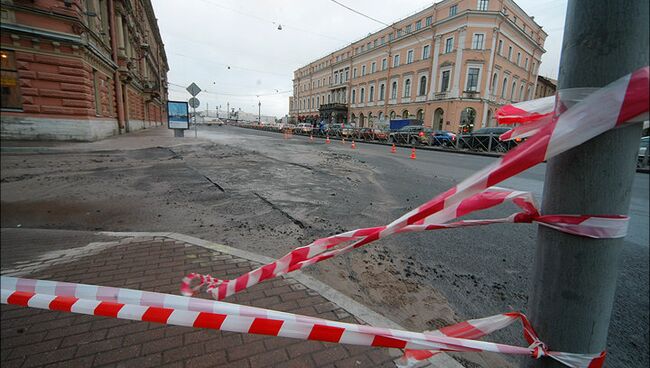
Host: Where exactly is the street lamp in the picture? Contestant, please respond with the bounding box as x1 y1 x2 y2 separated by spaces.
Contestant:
258 100 261 123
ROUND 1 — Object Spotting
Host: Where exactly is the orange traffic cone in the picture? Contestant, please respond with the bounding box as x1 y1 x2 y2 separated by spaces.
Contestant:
326 136 331 144
351 140 356 149
391 144 396 153
410 147 416 160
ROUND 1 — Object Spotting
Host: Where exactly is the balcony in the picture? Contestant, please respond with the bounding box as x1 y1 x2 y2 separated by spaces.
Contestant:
462 90 479 99
434 92 449 100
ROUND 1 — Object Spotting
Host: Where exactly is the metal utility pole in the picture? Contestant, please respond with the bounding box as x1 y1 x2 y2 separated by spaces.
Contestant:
227 102 230 120
258 101 261 123
528 1 649 366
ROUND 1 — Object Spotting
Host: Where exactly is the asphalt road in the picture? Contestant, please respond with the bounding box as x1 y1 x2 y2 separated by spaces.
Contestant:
196 125 649 368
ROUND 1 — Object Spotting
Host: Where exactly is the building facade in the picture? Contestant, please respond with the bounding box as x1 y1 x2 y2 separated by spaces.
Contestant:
534 75 556 99
290 0 546 133
1 0 169 141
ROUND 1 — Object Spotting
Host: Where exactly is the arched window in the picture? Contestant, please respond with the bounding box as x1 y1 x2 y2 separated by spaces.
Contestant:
402 110 409 118
351 113 356 124
351 89 356 103
379 84 385 100
369 85 374 102
359 113 365 127
416 109 424 121
434 108 444 130
390 111 396 120
459 107 476 133
360 87 365 102
501 78 508 98
419 76 427 96
527 86 532 100
486 109 493 127
511 81 516 100
391 81 398 99
378 111 384 121
404 79 411 97
519 84 525 101
368 112 373 126
491 73 498 95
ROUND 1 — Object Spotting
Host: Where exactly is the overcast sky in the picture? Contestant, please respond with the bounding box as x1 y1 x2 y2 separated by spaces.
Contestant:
152 0 567 118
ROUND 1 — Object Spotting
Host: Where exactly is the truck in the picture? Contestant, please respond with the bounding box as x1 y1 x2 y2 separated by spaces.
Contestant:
389 119 422 131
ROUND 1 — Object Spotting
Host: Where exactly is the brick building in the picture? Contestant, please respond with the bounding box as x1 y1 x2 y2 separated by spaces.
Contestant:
534 74 556 99
290 0 546 133
0 0 168 141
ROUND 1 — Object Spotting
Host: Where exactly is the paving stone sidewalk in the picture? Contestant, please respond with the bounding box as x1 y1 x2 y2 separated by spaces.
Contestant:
0 229 400 368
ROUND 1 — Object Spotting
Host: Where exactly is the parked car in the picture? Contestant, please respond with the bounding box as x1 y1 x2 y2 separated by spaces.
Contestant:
458 127 513 152
431 130 456 147
295 123 313 134
388 125 434 145
357 127 388 141
638 136 649 168
329 124 355 138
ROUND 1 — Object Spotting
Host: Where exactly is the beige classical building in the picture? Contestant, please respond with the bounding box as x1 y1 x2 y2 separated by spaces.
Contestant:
290 0 546 133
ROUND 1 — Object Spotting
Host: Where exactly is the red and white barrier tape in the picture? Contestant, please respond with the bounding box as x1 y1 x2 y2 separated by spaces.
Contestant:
182 67 648 302
0 276 605 368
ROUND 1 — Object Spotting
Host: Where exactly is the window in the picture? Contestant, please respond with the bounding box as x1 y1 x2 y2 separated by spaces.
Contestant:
508 46 513 60
391 81 398 99
374 39 378 47
415 20 422 30
407 50 414 63
466 67 480 91
362 65 366 76
524 57 529 70
417 109 424 121
517 52 521 66
360 87 365 102
419 76 427 95
390 111 396 119
532 62 536 73
471 34 484 49
379 84 385 100
335 73 339 84
406 25 412 33
449 5 457 16
397 29 402 37
317 96 320 107
491 73 498 95
367 42 371 49
498 40 503 55
404 79 411 97
382 58 387 70
441 70 450 92
369 86 374 102
445 38 454 53
423 45 430 59
519 84 525 101
352 90 356 103
381 36 385 45
501 78 508 98
353 68 357 78
478 0 489 11
393 54 400 67
389 33 394 41
511 81 516 100
1 50 21 109
345 70 349 81
93 69 101 114
371 62 376 73
426 16 432 26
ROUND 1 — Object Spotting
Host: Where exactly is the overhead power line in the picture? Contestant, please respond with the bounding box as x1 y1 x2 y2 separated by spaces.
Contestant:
329 0 390 26
168 82 291 97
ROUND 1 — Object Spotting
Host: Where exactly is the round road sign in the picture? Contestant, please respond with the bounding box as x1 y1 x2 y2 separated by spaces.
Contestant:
189 97 200 108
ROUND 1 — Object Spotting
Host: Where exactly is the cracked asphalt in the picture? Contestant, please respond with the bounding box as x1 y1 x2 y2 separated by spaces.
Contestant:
1 125 647 368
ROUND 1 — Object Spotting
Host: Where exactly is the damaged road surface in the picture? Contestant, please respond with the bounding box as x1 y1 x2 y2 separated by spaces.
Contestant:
1 125 648 368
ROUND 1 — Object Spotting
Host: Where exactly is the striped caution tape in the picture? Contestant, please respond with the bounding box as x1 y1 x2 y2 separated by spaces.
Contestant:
1 276 605 368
